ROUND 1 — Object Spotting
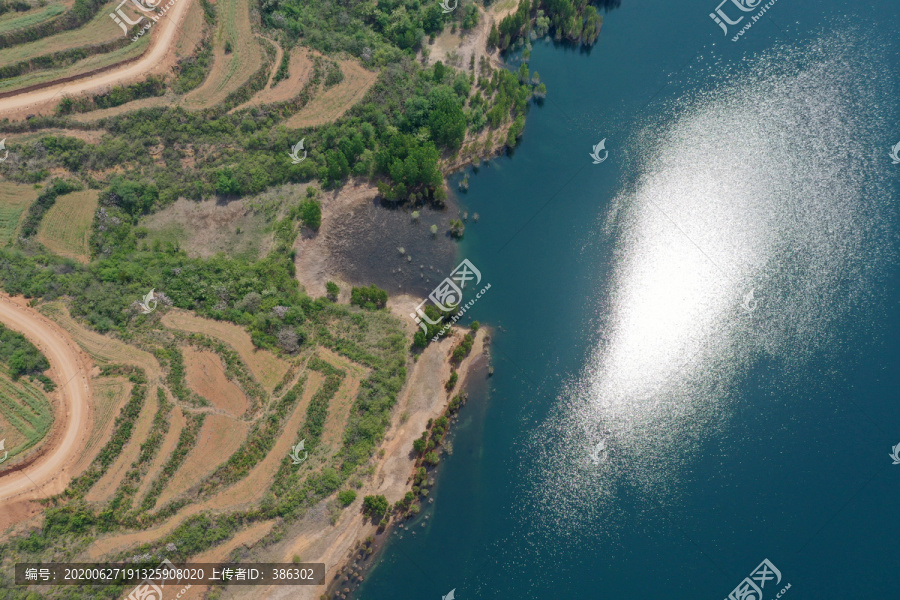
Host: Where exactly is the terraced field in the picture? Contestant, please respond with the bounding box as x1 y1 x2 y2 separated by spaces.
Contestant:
0 0 149 93
162 310 291 392
0 3 67 36
284 58 378 129
0 371 53 462
182 0 264 109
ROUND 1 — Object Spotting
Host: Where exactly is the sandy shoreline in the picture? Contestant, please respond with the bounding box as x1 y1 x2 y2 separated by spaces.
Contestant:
227 325 487 600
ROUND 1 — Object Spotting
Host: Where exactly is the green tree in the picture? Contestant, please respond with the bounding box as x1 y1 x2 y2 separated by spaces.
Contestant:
363 494 389 517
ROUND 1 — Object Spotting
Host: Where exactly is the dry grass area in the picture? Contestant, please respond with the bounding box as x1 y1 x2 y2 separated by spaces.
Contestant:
161 309 291 393
283 58 378 129
134 403 184 505
85 391 158 503
0 182 39 245
71 376 132 475
139 197 275 260
182 0 264 109
234 46 314 110
36 189 98 263
183 347 248 417
156 413 249 507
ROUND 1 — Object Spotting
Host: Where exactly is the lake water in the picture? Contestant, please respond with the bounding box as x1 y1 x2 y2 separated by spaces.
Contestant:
359 0 900 597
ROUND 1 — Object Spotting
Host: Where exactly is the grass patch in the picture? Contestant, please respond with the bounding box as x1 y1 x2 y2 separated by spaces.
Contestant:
0 181 40 244
36 189 99 262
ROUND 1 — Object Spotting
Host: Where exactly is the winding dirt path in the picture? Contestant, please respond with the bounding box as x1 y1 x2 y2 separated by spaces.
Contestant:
0 294 92 504
0 0 193 118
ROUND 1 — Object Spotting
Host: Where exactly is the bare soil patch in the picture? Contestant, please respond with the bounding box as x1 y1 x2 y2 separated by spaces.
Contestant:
0 499 42 536
203 370 322 511
157 413 248 507
161 309 290 393
283 58 378 129
85 372 322 560
183 347 248 417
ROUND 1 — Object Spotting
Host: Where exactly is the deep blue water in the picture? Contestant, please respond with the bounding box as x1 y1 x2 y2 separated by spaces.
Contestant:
359 0 900 598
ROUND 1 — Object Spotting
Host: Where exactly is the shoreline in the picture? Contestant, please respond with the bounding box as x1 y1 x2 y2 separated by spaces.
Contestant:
236 325 489 600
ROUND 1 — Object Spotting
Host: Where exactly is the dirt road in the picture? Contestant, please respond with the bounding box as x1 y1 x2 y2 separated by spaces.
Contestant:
0 0 193 118
0 295 91 503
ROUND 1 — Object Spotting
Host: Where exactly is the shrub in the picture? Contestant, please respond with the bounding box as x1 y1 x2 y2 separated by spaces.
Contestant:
325 281 339 301
350 285 388 310
337 490 357 507
445 370 458 390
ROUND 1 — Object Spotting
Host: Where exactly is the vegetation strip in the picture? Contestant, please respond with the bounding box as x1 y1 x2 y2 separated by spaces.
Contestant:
136 410 205 516
63 365 148 500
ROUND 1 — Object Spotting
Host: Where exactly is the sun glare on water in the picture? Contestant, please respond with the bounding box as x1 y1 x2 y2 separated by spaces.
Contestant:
519 29 895 542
